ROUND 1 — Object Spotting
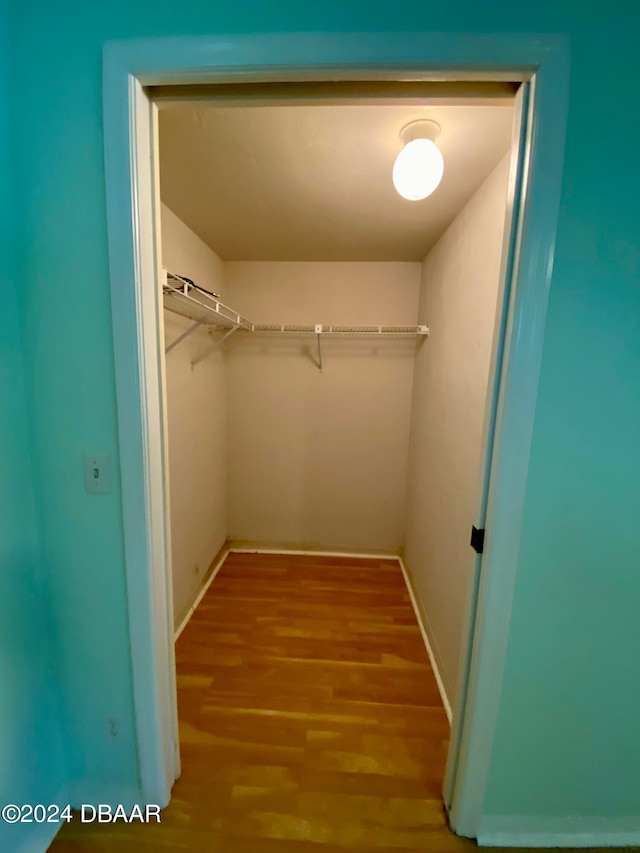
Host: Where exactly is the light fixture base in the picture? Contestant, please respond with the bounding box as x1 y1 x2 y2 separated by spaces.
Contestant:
399 119 441 145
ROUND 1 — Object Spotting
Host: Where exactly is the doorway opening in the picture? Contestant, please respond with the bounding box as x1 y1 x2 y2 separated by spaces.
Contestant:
159 82 518 844
99 31 568 847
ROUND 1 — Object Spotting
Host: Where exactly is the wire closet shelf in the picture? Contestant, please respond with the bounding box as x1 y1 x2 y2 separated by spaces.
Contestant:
162 269 429 366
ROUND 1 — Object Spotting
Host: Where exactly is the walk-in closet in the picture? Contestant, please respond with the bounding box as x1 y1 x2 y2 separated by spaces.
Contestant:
155 89 516 845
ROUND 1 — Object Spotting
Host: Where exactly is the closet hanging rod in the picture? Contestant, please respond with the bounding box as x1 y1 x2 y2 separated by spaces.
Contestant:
250 323 430 337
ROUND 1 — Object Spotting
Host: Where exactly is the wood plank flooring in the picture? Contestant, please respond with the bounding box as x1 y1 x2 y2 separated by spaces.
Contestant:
48 553 458 850
48 551 631 852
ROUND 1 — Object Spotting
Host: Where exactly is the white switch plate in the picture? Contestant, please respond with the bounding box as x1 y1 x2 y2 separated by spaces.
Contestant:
84 454 111 494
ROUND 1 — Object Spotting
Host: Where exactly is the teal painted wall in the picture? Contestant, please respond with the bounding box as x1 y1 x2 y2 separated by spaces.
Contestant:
481 19 640 824
6 0 639 838
0 2 67 850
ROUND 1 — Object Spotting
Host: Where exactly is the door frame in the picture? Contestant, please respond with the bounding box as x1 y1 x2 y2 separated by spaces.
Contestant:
103 31 569 835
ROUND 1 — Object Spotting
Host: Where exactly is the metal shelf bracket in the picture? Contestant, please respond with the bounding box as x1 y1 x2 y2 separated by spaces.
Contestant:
165 316 207 354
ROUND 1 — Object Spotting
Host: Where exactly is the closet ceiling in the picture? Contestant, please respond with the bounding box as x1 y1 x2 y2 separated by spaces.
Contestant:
159 102 514 262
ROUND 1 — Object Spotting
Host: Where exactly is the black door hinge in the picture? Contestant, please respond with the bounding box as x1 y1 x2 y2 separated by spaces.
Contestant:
470 526 485 554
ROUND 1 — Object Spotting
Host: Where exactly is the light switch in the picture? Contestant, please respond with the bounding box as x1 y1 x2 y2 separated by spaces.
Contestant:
84 454 111 494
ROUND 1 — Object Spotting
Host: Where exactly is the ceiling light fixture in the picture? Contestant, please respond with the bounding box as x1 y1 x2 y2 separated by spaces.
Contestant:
392 120 444 201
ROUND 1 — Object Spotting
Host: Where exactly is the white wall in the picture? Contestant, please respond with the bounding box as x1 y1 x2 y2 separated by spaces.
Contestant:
403 154 511 705
161 203 228 628
225 261 421 552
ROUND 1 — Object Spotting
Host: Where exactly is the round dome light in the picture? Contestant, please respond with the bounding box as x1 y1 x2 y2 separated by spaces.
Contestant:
393 138 444 201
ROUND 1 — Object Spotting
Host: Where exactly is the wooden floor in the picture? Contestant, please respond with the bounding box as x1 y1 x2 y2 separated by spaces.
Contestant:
48 553 464 850
49 551 631 852
51 552 459 850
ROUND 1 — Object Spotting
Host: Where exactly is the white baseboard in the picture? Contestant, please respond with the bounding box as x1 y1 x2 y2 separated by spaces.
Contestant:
229 545 398 560
398 556 453 725
478 815 640 847
174 544 230 641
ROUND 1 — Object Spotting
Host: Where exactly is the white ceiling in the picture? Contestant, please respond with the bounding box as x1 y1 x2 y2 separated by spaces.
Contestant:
158 102 514 262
